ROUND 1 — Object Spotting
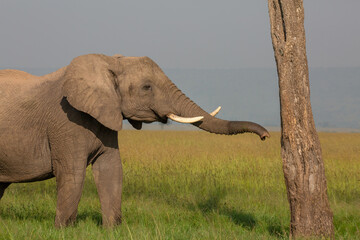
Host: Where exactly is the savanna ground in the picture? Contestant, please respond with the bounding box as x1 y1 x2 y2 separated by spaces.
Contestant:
0 131 359 239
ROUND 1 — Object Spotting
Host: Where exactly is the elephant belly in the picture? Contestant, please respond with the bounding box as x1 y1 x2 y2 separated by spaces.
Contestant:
0 128 52 183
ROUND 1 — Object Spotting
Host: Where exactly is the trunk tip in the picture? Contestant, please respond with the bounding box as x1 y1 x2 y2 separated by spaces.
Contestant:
260 131 270 141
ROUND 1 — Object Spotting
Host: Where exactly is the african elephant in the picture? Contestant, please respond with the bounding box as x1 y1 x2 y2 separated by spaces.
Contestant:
0 54 269 227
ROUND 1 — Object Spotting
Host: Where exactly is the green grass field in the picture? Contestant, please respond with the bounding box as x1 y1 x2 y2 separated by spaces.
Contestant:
0 131 359 239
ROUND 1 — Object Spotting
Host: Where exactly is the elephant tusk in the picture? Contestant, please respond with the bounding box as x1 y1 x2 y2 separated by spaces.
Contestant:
167 113 204 123
209 106 221 117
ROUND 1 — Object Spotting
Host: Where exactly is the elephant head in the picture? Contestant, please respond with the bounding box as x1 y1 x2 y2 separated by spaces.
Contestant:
62 54 270 140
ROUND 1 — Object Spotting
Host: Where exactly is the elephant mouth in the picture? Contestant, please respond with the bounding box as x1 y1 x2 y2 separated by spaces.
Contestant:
128 107 213 125
152 111 205 124
164 107 221 124
152 110 168 124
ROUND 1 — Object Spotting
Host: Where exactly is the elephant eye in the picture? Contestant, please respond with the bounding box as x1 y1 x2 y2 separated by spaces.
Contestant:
142 84 152 91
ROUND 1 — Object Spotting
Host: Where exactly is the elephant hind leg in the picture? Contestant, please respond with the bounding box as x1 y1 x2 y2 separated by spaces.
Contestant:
0 182 11 200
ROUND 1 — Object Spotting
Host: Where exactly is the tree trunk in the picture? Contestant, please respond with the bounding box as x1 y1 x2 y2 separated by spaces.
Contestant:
267 0 334 238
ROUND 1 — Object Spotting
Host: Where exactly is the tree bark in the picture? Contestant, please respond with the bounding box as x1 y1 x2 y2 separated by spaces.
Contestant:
267 0 334 238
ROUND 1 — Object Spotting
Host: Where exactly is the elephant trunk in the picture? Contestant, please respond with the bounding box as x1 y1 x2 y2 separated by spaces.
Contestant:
167 82 270 140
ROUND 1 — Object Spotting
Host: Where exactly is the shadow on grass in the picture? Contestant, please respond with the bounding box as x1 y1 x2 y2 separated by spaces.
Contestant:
188 187 257 229
77 210 102 226
0 206 54 222
264 215 289 238
0 205 103 227
221 208 256 229
129 184 291 237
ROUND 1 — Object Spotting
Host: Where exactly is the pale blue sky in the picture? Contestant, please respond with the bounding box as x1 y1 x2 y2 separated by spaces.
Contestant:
1 0 359 69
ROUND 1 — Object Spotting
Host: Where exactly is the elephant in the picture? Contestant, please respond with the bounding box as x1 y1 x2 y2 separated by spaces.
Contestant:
0 54 269 227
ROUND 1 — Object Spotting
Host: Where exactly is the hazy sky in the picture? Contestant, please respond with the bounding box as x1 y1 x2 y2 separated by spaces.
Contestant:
1 0 359 69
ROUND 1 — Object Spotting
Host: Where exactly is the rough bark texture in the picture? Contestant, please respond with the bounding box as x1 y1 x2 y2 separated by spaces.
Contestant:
268 0 334 238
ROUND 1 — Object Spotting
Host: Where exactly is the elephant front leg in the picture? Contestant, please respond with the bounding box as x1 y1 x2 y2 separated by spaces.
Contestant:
53 159 87 228
92 147 123 227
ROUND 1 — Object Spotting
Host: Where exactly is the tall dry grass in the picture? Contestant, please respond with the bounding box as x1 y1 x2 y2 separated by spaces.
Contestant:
0 131 359 239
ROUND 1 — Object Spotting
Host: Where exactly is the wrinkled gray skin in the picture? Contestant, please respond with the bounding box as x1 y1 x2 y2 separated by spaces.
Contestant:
0 54 269 227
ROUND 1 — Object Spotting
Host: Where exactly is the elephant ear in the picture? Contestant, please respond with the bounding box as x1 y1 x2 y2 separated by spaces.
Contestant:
62 54 123 131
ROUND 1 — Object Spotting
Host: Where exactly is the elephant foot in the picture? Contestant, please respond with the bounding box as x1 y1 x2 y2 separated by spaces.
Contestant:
54 211 78 228
102 215 122 227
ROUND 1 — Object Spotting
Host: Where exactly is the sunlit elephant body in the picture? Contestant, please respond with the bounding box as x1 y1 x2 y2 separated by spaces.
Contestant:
0 54 269 227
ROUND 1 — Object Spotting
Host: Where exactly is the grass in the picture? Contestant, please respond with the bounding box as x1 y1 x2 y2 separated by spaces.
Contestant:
0 131 359 239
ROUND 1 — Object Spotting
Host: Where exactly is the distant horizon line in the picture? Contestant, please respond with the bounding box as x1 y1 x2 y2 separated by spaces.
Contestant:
2 66 360 71
122 123 360 133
